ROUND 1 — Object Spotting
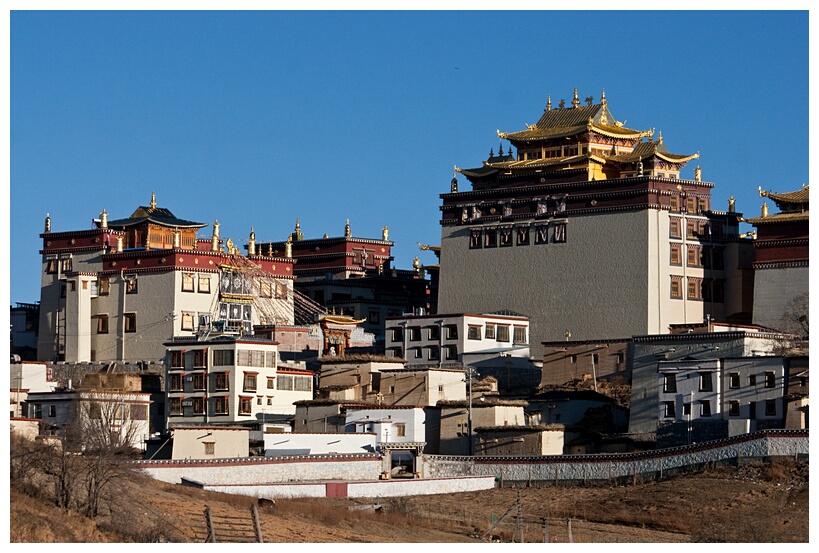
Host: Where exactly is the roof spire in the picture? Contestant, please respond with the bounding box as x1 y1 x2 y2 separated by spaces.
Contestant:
572 87 580 108
100 209 108 229
150 191 157 211
292 218 303 241
601 88 607 106
344 219 351 238
761 202 768 218
546 95 552 111
248 227 256 256
658 131 664 144
44 213 51 233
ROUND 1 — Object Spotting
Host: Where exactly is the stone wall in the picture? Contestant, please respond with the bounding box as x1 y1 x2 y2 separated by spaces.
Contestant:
422 430 808 484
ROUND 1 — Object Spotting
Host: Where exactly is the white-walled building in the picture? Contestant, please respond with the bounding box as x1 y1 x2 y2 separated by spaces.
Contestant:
263 432 377 456
37 195 295 364
164 335 314 429
10 362 56 417
345 406 426 445
170 426 250 460
384 312 531 366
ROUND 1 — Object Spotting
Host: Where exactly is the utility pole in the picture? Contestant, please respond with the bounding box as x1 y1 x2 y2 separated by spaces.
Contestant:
466 366 475 455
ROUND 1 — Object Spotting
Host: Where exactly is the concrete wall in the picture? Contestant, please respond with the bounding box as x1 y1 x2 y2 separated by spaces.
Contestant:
171 427 250 460
752 266 809 331
438 210 653 346
264 432 377 455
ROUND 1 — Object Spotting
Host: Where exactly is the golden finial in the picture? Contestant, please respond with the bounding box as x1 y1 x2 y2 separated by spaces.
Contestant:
145 235 151 250
100 209 108 228
172 228 180 248
761 202 768 218
344 219 351 238
211 220 220 251
728 196 735 213
285 234 293 258
546 94 552 111
149 191 157 211
694 165 702 182
248 227 256 255
116 235 124 253
413 256 420 270
572 87 580 108
658 131 664 144
267 242 274 256
600 88 607 106
44 213 51 233
382 226 389 241
451 173 458 193
226 237 236 255
292 218 303 241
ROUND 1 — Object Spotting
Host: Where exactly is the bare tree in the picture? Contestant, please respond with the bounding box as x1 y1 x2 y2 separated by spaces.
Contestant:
772 292 809 356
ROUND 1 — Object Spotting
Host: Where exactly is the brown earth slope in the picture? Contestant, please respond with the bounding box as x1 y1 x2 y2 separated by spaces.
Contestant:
9 458 808 543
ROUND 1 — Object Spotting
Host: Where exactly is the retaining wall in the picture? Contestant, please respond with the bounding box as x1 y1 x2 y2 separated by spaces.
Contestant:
133 453 382 485
189 475 497 499
423 430 808 483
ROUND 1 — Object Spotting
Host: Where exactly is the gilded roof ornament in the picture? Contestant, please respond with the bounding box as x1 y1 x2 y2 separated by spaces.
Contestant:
100 209 108 228
558 99 566 109
382 226 389 241
496 128 508 139
546 95 552 111
572 88 580 108
248 227 256 255
344 219 351 238
600 88 607 106
413 256 420 270
658 131 664 144
728 196 735 213
695 165 702 182
149 191 157 212
585 95 594 106
761 202 768 218
44 213 51 233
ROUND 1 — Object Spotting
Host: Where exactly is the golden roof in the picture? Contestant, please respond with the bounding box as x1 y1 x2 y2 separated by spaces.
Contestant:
759 186 809 205
609 140 699 164
746 211 809 224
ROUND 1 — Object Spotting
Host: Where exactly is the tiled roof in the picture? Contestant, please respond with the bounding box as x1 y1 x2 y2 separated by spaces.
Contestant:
107 205 206 229
746 211 809 224
760 186 809 205
501 103 646 142
609 140 699 164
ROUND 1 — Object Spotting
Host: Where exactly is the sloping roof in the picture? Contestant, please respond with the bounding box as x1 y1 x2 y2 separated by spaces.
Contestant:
760 186 809 205
745 211 810 224
608 139 699 165
107 205 206 229
500 102 648 143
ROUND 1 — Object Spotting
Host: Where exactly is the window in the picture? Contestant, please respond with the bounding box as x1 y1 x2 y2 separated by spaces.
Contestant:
669 195 679 212
670 244 682 265
259 280 272 298
181 312 194 331
192 349 207 368
687 245 702 267
699 372 713 392
467 326 482 340
669 217 682 239
182 273 195 292
687 277 702 300
670 276 683 299
513 326 527 344
699 400 711 417
267 377 275 389
192 373 206 391
663 401 675 418
663 373 677 393
257 397 262 406
391 328 403 342
239 397 253 415
214 372 228 391
616 352 625 364
61 257 73 272
97 314 109 334
428 346 439 360
484 228 497 248
749 375 757 386
765 399 777 416
765 371 776 388
428 326 440 340
570 355 577 364
729 401 740 417
413 348 423 359
553 222 566 243
470 228 482 249
48 405 57 417
368 310 380 325
213 349 235 366
534 224 549 244
698 198 708 213
682 402 691 416
592 353 599 364
445 325 458 340
192 397 205 415
238 350 265 367
169 374 183 391
204 442 215 456
46 259 58 274
729 373 740 389
169 398 182 416
212 396 228 415
243 372 257 392
170 350 184 369
686 197 696 213
409 327 421 341
198 276 210 293
516 226 530 246
485 324 496 339
496 325 510 342
267 398 272 405
98 277 110 295
394 423 406 437
499 227 512 247
686 219 698 239
445 345 458 360
126 277 138 294
124 313 137 333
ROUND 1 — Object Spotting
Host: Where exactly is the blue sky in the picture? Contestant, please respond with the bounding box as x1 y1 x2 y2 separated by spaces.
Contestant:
6 8 811 306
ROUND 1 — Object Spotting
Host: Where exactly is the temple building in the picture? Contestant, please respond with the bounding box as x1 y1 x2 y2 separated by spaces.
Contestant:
37 194 297 363
437 88 753 346
257 219 431 346
745 185 809 332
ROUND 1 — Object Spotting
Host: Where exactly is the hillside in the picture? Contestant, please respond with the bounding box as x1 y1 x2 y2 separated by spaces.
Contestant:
9 457 808 543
